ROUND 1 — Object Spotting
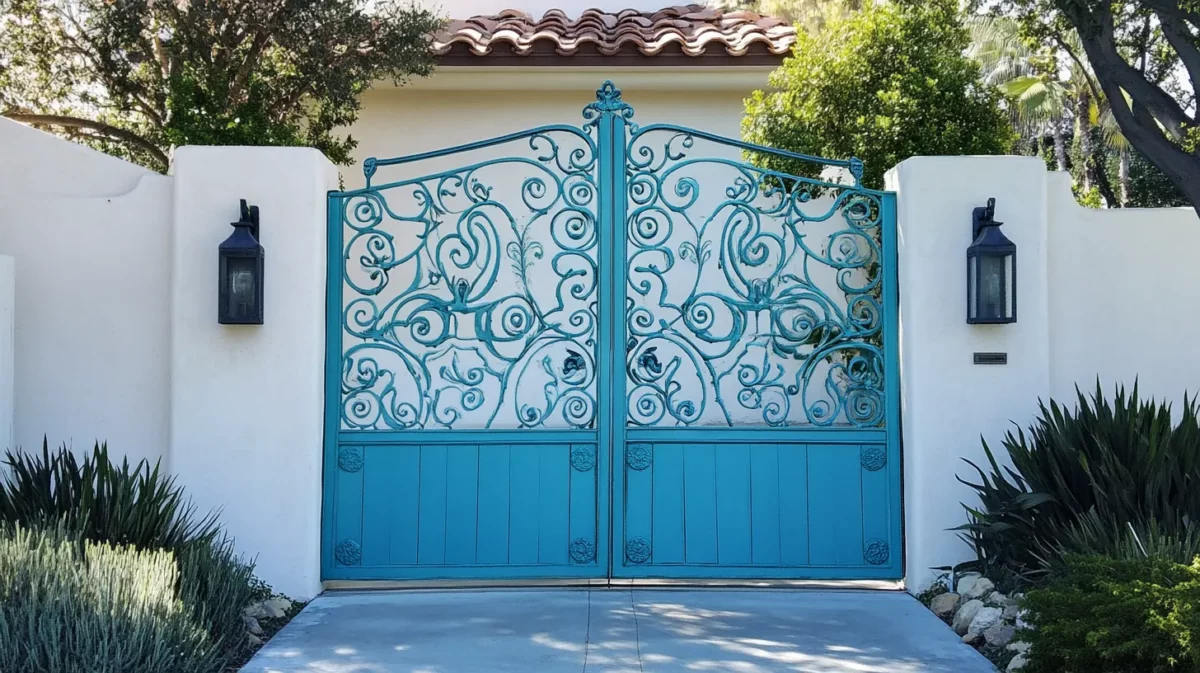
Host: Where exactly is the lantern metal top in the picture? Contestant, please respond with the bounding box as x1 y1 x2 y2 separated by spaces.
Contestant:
969 197 1014 252
220 199 262 251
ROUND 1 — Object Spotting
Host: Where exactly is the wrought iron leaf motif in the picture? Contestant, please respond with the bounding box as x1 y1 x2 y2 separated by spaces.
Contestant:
626 444 653 471
624 128 885 428
860 446 886 471
625 537 652 564
571 446 596 472
340 125 600 431
570 538 597 564
863 539 889 565
338 446 364 472
335 540 362 566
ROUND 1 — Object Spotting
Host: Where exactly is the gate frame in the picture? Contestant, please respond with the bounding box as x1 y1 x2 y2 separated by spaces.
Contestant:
320 81 902 581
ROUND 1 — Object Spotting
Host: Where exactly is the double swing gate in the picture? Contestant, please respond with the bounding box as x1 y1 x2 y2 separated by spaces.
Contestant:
322 82 901 581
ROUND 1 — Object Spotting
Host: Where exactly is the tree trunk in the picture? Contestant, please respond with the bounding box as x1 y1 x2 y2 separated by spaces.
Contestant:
1118 148 1130 206
1053 116 1068 171
1076 89 1095 191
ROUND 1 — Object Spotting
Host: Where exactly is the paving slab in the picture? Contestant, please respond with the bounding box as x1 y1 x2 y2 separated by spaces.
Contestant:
240 589 996 673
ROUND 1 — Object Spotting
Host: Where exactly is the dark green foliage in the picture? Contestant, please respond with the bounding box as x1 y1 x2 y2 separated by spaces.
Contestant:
0 439 220 554
958 383 1200 580
0 0 442 170
743 0 1013 189
1022 555 1200 673
0 524 220 673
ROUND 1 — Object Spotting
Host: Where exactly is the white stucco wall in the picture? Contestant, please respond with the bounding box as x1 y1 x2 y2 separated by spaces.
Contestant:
345 70 764 191
1047 171 1200 407
0 119 172 464
170 146 337 599
887 156 1052 591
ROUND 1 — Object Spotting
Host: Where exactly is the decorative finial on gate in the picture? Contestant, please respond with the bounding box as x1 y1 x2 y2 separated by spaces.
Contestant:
582 80 636 130
595 80 623 108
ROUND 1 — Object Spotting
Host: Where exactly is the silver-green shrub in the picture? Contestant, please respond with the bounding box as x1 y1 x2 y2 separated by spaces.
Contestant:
0 525 220 673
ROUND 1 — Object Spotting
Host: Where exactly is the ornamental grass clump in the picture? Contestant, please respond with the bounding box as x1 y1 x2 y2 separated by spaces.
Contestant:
957 382 1200 580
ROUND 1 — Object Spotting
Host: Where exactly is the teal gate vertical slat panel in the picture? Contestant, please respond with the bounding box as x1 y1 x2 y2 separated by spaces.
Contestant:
416 444 448 566
651 444 685 563
388 447 421 565
623 444 653 567
444 445 480 565
476 445 511 565
715 444 752 565
568 444 598 565
508 444 541 564
750 444 781 566
539 445 570 565
360 446 393 567
778 444 810 566
683 444 718 564
807 445 863 566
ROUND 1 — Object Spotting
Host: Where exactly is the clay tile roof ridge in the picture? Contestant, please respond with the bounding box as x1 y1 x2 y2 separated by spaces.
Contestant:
431 4 796 59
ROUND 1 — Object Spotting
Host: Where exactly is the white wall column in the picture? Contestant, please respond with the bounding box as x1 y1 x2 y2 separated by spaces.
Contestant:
885 156 1051 591
170 147 337 599
0 256 14 453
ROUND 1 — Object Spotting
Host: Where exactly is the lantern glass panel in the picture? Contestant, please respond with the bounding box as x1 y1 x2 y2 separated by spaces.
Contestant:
979 253 1006 320
1004 253 1014 319
968 255 977 320
225 256 258 321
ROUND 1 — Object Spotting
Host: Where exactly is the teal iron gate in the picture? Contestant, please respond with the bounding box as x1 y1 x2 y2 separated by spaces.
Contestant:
322 82 900 581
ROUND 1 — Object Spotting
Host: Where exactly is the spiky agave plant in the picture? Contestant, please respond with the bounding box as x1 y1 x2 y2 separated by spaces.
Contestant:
956 382 1200 580
0 439 220 555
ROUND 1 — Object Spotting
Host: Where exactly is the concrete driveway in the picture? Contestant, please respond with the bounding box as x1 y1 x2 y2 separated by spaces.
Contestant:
240 589 996 673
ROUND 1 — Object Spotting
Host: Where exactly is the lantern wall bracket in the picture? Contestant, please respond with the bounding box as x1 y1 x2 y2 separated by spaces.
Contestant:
238 199 261 242
972 197 1001 239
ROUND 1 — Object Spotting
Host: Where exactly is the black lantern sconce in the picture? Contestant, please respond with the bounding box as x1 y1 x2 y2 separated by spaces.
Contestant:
218 199 264 325
967 197 1016 324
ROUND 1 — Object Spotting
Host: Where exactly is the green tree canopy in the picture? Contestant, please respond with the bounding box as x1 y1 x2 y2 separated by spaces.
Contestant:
743 0 1014 188
0 0 442 171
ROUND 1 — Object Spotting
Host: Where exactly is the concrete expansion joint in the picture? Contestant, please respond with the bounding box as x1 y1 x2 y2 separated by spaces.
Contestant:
629 588 645 673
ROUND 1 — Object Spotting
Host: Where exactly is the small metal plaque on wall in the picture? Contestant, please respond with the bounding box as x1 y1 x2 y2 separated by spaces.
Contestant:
973 352 1008 365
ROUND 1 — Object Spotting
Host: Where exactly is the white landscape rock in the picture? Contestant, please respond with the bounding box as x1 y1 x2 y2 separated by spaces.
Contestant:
955 573 983 597
952 599 985 634
261 597 293 619
930 592 960 618
967 606 1004 639
1007 641 1031 654
243 615 263 635
963 577 996 600
984 622 1015 648
1007 653 1028 672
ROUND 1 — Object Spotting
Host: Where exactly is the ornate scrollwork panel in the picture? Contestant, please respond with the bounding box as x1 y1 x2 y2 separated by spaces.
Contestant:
340 130 600 430
623 129 886 428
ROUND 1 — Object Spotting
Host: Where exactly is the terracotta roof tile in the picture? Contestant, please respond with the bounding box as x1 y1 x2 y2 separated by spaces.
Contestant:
433 5 796 60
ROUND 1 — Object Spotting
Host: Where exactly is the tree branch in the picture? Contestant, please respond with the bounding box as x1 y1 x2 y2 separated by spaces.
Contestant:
3 113 168 169
1058 1 1193 138
1154 9 1200 99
